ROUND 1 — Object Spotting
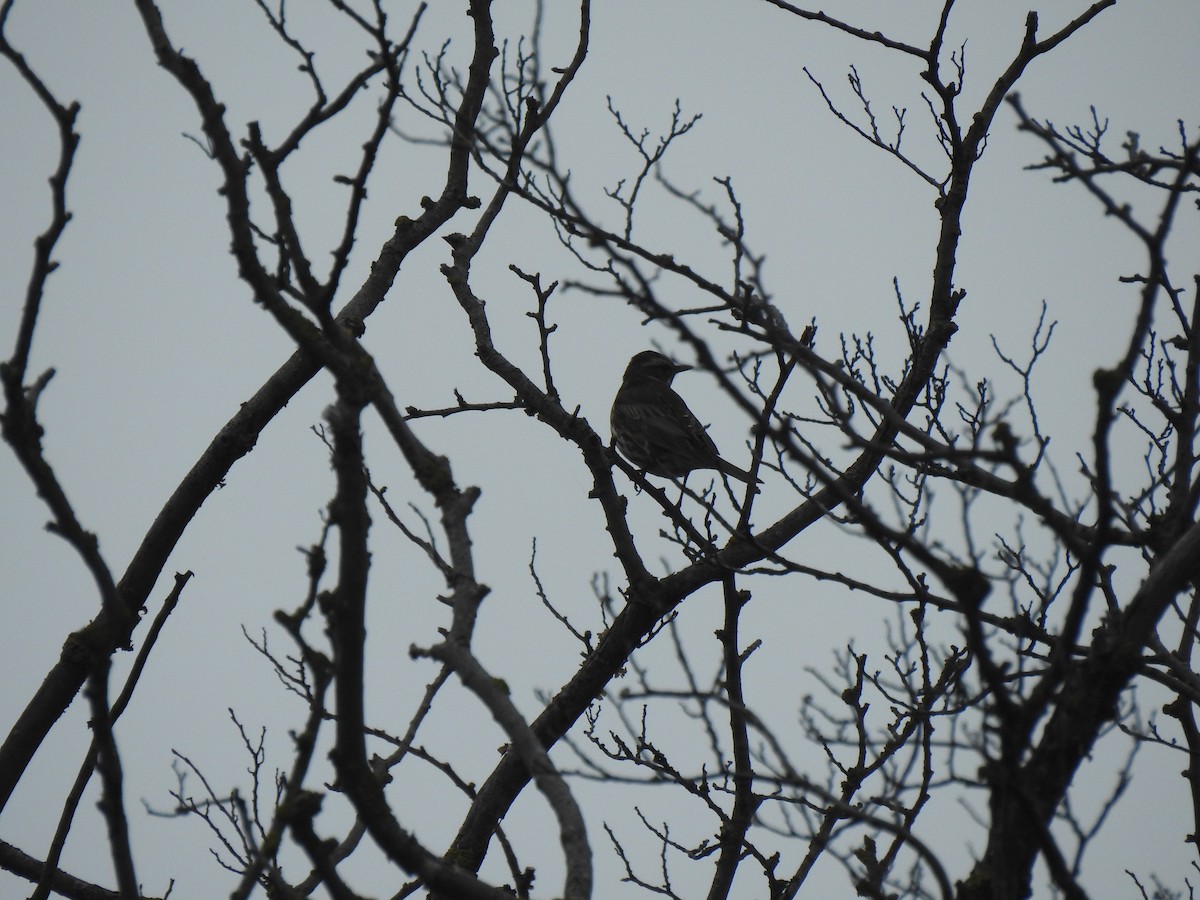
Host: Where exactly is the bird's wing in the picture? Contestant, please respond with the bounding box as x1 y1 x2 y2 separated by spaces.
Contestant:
612 382 757 483
658 391 722 456
612 385 721 465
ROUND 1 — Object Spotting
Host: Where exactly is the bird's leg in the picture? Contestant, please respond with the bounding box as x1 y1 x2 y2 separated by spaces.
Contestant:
674 477 688 512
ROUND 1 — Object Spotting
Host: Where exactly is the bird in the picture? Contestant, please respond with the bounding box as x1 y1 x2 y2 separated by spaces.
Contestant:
610 350 758 484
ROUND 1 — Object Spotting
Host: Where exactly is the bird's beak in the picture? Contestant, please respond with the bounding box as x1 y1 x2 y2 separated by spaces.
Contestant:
671 362 692 374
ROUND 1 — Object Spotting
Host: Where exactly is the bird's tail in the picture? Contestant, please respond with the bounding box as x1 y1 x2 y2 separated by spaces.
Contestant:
718 458 762 486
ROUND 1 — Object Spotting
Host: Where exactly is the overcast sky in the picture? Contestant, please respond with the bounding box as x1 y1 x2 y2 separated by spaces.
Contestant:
3 1 1198 897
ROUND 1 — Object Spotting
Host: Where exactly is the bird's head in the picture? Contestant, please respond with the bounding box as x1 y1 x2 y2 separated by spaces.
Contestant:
623 350 691 385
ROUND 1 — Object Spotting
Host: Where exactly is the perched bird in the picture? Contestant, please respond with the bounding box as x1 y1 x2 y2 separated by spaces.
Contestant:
610 350 757 484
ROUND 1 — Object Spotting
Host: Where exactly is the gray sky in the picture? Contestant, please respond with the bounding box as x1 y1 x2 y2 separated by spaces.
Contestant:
2 1 1198 897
